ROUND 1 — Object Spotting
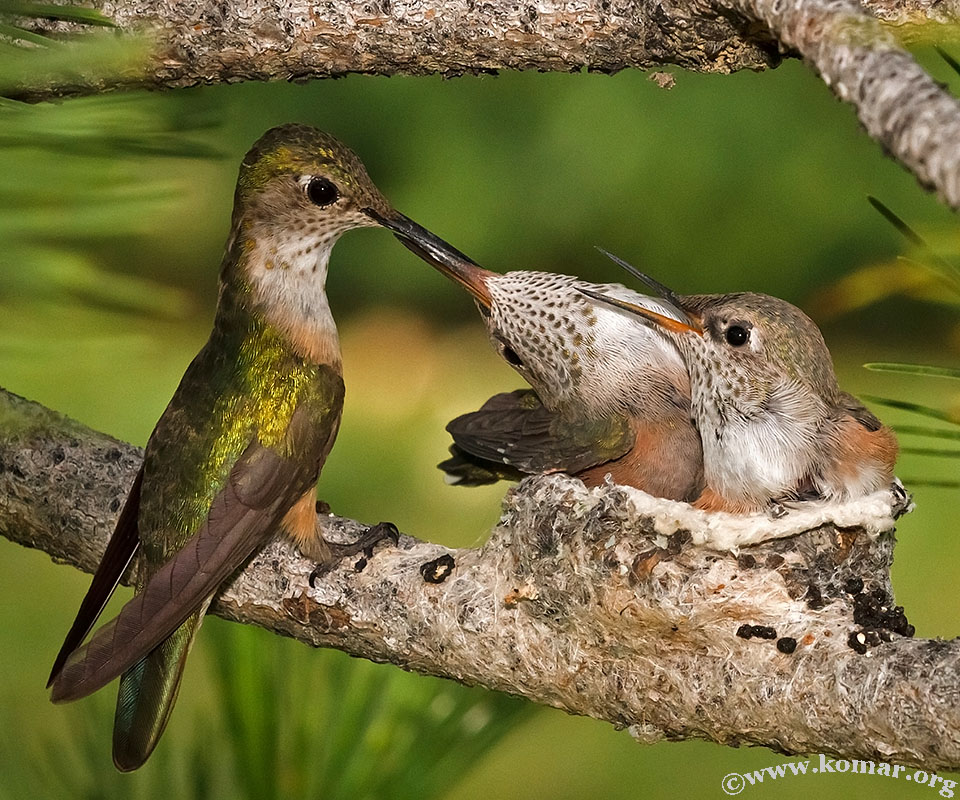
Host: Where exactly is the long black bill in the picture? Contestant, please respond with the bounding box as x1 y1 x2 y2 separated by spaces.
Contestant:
596 247 685 310
364 207 495 308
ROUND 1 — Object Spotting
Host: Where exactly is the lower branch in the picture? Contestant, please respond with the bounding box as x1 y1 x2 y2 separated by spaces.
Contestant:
1 387 956 770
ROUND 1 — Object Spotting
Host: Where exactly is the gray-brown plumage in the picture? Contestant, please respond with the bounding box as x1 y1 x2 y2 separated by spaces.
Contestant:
395 239 705 501
581 287 900 513
48 124 468 770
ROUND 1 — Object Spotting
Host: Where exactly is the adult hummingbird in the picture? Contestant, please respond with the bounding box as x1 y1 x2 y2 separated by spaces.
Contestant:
394 239 704 501
47 124 470 770
579 282 899 513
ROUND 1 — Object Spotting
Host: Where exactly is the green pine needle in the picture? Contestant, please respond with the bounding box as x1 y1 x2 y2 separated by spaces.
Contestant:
864 362 960 380
936 46 960 78
3 1 116 26
900 446 960 458
900 477 960 488
862 395 960 425
867 196 960 291
893 424 960 441
204 620 534 800
0 21 55 46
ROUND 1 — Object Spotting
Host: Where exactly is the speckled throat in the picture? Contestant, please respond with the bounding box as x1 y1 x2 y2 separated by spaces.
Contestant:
486 271 689 419
683 338 826 505
229 222 347 367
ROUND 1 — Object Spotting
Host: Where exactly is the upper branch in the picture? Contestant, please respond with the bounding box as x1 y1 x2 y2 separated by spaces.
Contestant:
13 0 960 210
1 386 957 770
726 0 960 209
13 0 778 94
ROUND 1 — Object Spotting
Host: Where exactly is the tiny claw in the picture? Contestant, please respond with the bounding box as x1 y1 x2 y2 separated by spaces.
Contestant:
308 521 400 583
365 521 400 549
308 566 322 588
354 521 400 571
891 479 912 517
769 501 789 519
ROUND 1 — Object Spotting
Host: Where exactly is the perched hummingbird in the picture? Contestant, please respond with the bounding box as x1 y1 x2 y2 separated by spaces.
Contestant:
580 281 900 513
393 240 704 501
47 124 469 770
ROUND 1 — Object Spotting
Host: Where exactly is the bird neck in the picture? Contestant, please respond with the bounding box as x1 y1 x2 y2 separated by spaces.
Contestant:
221 223 342 368
690 370 826 505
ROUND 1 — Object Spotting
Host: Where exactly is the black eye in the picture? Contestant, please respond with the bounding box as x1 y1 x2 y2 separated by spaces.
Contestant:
725 325 750 347
501 345 524 368
306 177 339 207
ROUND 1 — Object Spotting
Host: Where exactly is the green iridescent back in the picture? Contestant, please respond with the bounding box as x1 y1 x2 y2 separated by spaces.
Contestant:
137 306 344 570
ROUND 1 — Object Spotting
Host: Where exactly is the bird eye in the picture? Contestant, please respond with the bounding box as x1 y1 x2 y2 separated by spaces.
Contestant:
725 325 750 347
306 177 339 207
501 344 524 368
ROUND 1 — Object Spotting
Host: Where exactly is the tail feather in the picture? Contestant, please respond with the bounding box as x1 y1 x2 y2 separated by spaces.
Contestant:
48 467 143 688
438 445 524 486
112 605 208 772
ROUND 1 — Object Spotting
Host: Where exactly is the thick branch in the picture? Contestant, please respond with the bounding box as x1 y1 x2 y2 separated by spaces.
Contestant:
15 0 779 93
1 387 956 770
13 1 960 212
863 0 960 25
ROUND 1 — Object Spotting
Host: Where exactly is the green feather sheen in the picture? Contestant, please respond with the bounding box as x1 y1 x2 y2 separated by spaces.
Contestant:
138 303 337 564
113 291 341 769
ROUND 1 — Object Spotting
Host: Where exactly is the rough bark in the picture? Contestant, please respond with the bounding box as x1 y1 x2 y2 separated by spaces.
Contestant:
1 387 956 771
863 0 960 25
10 0 960 210
13 0 781 93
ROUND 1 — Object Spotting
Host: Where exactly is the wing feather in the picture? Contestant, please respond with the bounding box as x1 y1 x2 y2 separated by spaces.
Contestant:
446 390 634 476
50 439 314 704
47 466 144 687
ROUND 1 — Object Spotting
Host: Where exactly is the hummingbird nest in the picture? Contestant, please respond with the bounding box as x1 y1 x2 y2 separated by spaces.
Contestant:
233 471 940 767
467 474 915 740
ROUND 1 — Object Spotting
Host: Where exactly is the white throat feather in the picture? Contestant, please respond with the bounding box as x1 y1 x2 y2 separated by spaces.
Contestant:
244 232 342 367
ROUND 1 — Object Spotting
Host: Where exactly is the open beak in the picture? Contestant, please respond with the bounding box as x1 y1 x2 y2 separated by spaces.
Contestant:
578 288 703 336
364 208 494 309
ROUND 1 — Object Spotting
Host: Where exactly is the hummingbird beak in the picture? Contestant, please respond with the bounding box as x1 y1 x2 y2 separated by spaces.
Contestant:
595 247 686 310
364 208 494 309
578 288 703 336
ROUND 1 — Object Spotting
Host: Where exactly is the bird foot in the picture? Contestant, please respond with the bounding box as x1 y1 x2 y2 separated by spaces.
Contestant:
891 479 912 517
308 522 400 586
768 487 825 518
768 501 790 519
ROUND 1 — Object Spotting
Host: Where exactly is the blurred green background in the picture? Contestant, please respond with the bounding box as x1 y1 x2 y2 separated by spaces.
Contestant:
2 31 960 799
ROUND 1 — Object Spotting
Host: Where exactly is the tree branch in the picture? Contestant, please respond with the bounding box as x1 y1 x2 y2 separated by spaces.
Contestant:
2 386 955 770
863 0 960 26
14 0 780 92
725 0 960 209
12 0 960 210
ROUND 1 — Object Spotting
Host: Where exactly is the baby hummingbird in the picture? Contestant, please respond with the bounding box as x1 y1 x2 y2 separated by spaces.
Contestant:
396 239 704 502
47 124 468 770
581 277 899 513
